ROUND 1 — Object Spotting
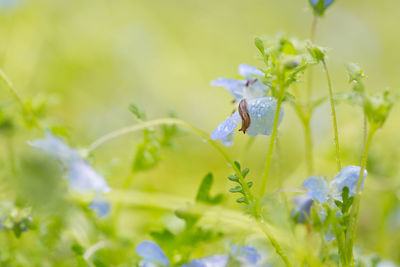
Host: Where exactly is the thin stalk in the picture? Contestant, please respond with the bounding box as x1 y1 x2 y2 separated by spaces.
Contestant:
259 96 283 197
87 118 253 203
257 218 292 267
310 15 318 43
303 116 313 175
301 15 318 175
322 60 341 171
344 125 376 265
0 69 41 130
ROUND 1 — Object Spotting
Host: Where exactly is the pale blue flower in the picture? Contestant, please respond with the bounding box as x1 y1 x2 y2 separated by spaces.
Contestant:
29 132 110 194
302 166 367 204
291 196 314 223
186 245 262 267
292 166 368 225
136 241 170 266
29 131 78 164
302 176 329 203
89 197 111 219
309 0 334 8
0 0 21 10
186 255 228 267
330 166 367 199
231 245 261 265
211 64 268 102
211 64 282 146
69 160 110 193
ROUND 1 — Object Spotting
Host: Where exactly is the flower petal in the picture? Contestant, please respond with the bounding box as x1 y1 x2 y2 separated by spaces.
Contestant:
89 197 111 219
331 166 367 198
245 97 283 137
238 64 264 78
211 78 245 101
221 132 235 146
302 176 329 203
291 196 314 223
231 245 261 265
69 160 111 193
186 255 228 267
136 241 170 266
211 112 240 142
29 131 78 164
310 0 334 8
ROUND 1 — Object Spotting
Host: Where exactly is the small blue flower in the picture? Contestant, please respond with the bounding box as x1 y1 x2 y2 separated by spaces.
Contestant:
302 166 367 204
29 131 78 164
302 176 329 204
186 245 262 267
0 0 22 10
291 196 314 223
211 64 282 146
309 0 334 8
330 166 367 199
136 241 170 266
292 166 368 226
230 245 261 265
69 160 110 193
186 255 228 267
29 132 111 194
89 197 111 219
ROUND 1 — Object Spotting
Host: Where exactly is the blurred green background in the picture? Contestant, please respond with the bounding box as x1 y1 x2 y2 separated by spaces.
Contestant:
1 0 400 265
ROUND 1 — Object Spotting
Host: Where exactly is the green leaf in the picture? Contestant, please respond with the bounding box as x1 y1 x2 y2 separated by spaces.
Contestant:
128 104 146 120
364 89 396 129
254 37 265 55
307 44 325 62
71 244 85 256
241 168 250 178
195 173 224 205
229 186 243 193
234 161 241 171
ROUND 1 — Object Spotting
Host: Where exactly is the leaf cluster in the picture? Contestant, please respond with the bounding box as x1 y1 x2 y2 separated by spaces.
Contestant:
150 173 224 265
130 104 181 172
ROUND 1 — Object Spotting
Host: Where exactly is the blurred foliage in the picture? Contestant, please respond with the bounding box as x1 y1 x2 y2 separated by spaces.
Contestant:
0 0 400 266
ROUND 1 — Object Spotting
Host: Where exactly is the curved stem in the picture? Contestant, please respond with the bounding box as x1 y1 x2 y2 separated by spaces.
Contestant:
256 218 292 267
87 118 253 203
0 69 41 131
344 125 376 265
259 96 283 197
322 60 341 171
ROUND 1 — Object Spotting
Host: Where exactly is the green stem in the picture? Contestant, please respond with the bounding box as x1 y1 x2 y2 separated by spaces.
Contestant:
259 96 283 197
87 118 253 203
303 116 313 175
0 69 41 131
322 60 341 171
344 125 376 265
257 218 292 267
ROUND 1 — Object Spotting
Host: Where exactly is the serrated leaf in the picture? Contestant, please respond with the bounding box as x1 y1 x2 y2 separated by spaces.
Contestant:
196 173 223 205
229 186 243 193
236 197 248 204
241 168 250 178
227 175 238 182
254 37 265 55
234 161 241 171
128 104 146 120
